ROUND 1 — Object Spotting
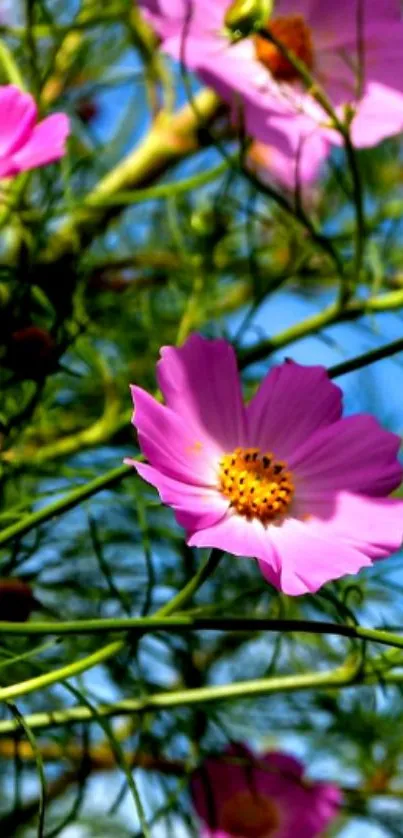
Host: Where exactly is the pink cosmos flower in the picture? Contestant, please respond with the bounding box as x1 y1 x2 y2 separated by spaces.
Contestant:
140 0 403 153
0 85 69 179
127 334 403 596
140 3 331 189
191 743 342 837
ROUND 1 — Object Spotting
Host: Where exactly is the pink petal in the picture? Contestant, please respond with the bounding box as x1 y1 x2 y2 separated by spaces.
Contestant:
349 82 403 147
308 0 401 49
261 751 304 780
11 113 70 172
361 24 403 88
188 511 281 587
315 22 403 143
297 491 403 559
277 0 316 18
315 49 360 108
192 744 257 818
281 785 342 838
264 518 372 595
258 752 342 838
289 414 402 497
0 85 36 158
157 334 247 451
0 158 18 178
246 362 342 461
130 461 228 531
247 121 330 189
130 385 221 485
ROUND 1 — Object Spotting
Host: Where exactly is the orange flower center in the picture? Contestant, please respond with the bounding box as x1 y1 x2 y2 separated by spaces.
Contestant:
218 447 294 524
220 789 281 837
254 14 314 81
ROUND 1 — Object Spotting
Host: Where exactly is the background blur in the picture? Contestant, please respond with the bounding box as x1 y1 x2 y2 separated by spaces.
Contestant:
1 1 403 835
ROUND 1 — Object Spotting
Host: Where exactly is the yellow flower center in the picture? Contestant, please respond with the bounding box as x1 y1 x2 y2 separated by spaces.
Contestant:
218 447 294 524
220 789 281 837
254 14 314 81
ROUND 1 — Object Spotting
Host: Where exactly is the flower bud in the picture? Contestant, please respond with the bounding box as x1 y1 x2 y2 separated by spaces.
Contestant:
0 579 36 622
76 97 98 124
224 0 274 41
8 326 57 380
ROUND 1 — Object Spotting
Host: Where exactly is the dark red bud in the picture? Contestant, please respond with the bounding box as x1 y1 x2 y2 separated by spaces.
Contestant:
8 326 56 379
0 579 36 622
76 97 98 123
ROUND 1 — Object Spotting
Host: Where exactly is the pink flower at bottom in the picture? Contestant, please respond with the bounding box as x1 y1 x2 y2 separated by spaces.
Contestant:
0 85 69 179
191 744 342 838
127 334 403 596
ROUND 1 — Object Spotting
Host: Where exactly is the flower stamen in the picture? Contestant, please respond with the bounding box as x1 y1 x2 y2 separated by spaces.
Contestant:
220 789 281 837
254 14 314 81
218 446 294 524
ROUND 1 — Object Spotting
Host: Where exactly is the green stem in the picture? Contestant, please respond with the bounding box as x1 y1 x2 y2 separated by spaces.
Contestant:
78 159 230 207
342 132 365 300
0 39 26 88
155 549 223 617
239 290 403 368
327 337 403 379
0 657 361 736
1 617 403 653
0 640 124 702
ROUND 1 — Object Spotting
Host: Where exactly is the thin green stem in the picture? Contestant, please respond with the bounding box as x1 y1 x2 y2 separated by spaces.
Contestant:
0 640 124 702
326 337 403 379
155 549 223 617
239 290 403 368
0 464 131 548
243 165 344 279
0 657 361 736
6 705 46 835
0 617 403 654
0 39 26 88
79 159 230 207
339 129 365 302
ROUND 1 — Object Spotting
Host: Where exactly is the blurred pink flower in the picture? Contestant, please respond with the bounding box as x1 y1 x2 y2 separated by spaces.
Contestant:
140 2 332 188
0 85 69 179
191 744 342 837
140 0 403 155
127 334 403 596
